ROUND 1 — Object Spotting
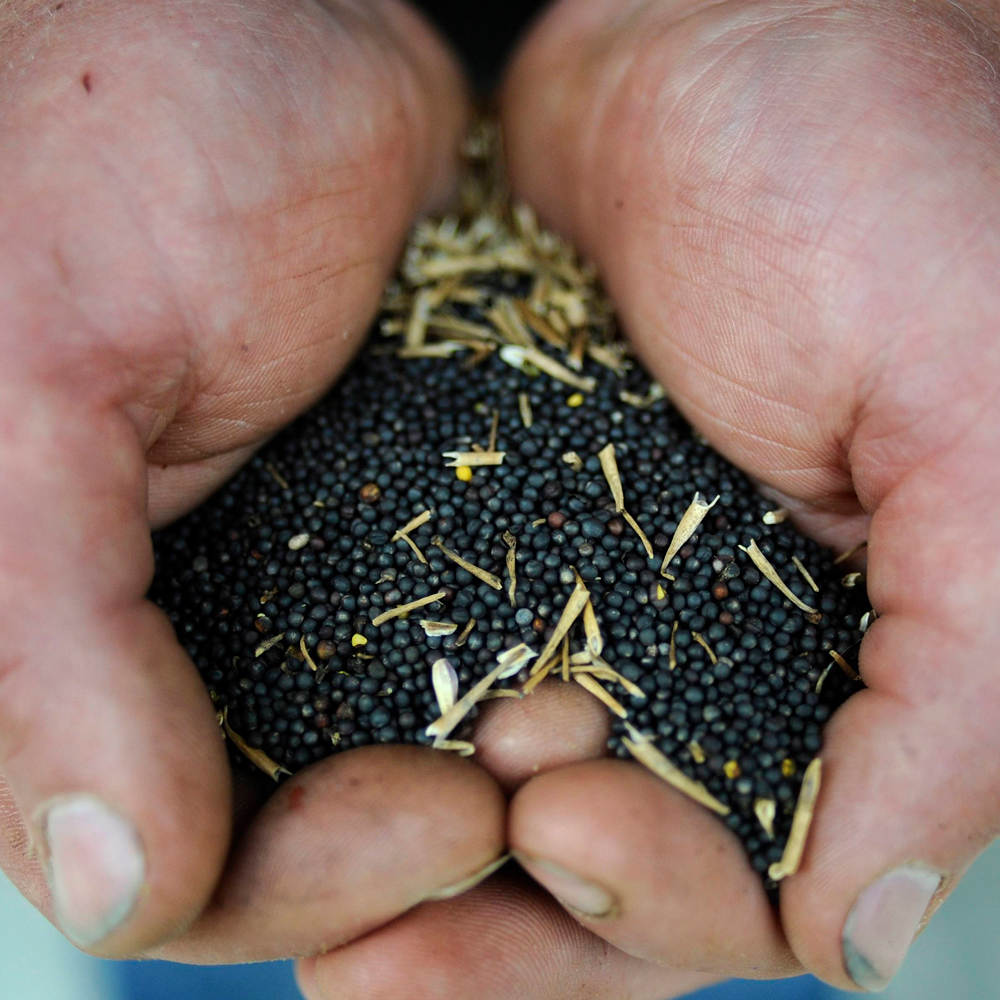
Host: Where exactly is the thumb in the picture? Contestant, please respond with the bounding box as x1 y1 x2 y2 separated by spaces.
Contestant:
0 385 231 956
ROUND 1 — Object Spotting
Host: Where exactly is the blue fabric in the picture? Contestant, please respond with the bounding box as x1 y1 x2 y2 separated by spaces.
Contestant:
113 959 302 1000
685 975 841 999
114 961 848 1000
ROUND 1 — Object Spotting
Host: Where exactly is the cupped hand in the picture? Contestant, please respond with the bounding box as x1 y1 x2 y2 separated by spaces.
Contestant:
302 0 1000 995
0 0 514 964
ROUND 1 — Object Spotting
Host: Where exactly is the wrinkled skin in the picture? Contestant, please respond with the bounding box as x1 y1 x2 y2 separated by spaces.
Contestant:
1 0 999 997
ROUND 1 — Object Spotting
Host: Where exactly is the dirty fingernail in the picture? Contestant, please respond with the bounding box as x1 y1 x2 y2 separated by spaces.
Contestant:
42 795 146 948
843 864 942 991
425 854 511 901
512 850 617 918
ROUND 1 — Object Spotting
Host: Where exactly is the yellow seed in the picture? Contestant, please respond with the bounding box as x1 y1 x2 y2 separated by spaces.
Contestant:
351 634 368 647
724 760 741 779
566 393 585 408
781 758 796 777
455 465 473 482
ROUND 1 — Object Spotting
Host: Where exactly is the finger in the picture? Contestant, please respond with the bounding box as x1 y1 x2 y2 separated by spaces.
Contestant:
510 759 798 977
472 678 612 793
305 868 719 1000
0 394 232 957
149 745 506 964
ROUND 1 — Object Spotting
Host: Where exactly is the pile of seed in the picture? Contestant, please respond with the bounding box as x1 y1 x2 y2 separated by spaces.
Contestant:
150 174 870 887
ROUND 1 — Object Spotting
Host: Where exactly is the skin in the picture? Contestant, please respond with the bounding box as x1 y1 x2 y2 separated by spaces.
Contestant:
1 0 999 996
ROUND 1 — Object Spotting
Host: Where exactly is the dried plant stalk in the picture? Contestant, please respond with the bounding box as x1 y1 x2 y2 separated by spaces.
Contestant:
432 537 503 590
299 637 319 673
739 540 821 621
574 673 628 718
619 384 665 409
661 494 720 579
455 619 475 647
623 724 730 817
691 632 718 664
814 662 834 694
583 599 603 657
397 533 428 565
223 708 291 781
503 530 517 606
688 740 706 764
432 739 476 756
830 649 860 681
669 621 678 670
478 689 522 701
531 579 590 673
791 556 820 593
562 451 583 471
518 392 533 428
392 509 433 539
499 344 596 392
372 591 447 627
264 462 289 489
833 540 867 565
762 508 789 525
255 633 286 657
768 758 822 881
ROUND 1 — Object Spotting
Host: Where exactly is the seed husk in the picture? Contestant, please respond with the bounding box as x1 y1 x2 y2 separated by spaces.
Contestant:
420 620 458 637
531 578 590 673
739 539 821 621
442 451 506 467
431 657 459 714
661 494 719 579
371 592 447 627
754 798 777 839
598 444 654 558
768 758 822 881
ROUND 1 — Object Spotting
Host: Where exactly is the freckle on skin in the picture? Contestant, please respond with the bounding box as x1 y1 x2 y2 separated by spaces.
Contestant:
287 786 306 812
81 73 92 94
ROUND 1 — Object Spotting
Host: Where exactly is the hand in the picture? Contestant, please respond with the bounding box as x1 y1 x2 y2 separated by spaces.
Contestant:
301 0 1000 994
0 0 512 964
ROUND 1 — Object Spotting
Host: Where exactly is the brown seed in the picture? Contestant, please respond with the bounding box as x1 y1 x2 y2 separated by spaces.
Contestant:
547 511 567 529
719 611 734 625
607 518 625 537
532 618 545 633
712 582 729 600
316 640 336 660
359 482 381 503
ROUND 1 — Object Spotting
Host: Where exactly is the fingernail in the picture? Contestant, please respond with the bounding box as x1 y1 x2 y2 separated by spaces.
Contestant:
512 850 617 918
40 795 146 948
425 854 511 901
843 864 942 991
